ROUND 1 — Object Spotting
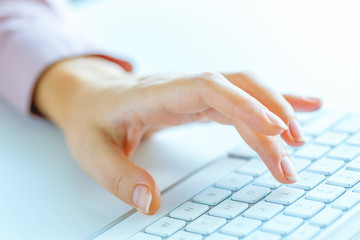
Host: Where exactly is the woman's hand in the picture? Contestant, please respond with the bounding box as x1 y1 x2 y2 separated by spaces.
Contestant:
34 57 322 215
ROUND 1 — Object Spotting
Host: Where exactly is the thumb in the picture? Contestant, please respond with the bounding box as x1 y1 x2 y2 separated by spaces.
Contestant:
89 135 161 215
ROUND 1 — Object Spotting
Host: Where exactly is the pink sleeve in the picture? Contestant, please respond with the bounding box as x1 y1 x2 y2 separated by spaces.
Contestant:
0 0 131 114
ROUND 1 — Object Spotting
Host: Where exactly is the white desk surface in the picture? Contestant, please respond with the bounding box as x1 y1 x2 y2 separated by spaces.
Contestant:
1 0 360 239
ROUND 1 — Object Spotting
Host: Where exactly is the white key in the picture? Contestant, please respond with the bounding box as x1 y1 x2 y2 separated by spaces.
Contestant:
353 182 360 193
209 199 248 219
205 233 237 240
296 111 319 125
243 201 283 221
291 157 312 172
285 224 320 240
167 231 203 240
328 144 360 162
327 169 360 187
333 114 360 133
306 183 345 203
253 172 281 189
314 131 348 146
145 217 186 237
294 144 330 160
185 215 226 235
307 157 344 176
193 187 231 206
129 232 161 240
262 214 303 236
232 185 270 203
170 202 209 221
347 132 360 146
215 173 253 191
284 198 324 218
332 191 360 210
244 231 281 240
346 155 360 171
309 207 342 227
266 186 305 205
220 216 261 237
303 111 344 136
289 172 325 190
229 145 257 159
236 158 267 176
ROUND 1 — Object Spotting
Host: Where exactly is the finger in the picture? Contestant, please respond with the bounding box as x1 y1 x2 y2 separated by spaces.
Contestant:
224 73 308 147
82 130 161 215
151 72 288 135
283 94 323 112
234 120 298 184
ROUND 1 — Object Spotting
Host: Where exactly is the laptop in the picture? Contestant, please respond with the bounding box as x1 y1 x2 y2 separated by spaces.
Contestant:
87 109 360 240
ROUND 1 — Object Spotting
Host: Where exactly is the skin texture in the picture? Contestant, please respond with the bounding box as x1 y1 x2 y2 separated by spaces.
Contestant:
34 57 322 215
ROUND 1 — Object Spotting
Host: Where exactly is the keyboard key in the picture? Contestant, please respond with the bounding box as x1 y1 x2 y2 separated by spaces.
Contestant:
284 198 324 218
332 191 360 210
243 201 283 221
229 145 257 159
145 217 185 237
333 114 360 133
353 182 360 193
327 169 360 187
253 172 281 189
289 172 325 190
186 215 226 235
129 232 161 240
294 143 330 160
291 157 312 173
347 132 360 146
170 202 209 221
244 231 281 240
193 187 231 206
285 224 320 240
296 111 319 125
232 185 270 203
314 131 348 146
328 144 360 162
262 214 303 236
167 231 202 240
220 216 261 237
236 158 267 176
215 173 253 191
209 199 248 219
309 207 342 227
205 233 237 240
306 183 345 203
303 111 344 136
346 155 360 171
307 157 344 176
266 186 305 205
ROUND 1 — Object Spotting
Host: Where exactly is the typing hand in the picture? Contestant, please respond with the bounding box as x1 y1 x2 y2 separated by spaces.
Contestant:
34 57 322 215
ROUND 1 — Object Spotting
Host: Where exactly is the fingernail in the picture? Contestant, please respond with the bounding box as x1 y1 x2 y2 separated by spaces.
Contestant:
265 111 288 130
304 97 322 103
281 156 298 182
289 119 306 142
133 184 152 214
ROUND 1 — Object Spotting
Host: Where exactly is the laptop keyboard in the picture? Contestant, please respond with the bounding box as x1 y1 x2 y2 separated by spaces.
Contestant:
129 111 360 240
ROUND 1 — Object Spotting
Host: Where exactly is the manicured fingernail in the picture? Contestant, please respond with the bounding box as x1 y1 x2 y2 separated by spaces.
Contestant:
133 184 152 214
289 119 306 142
265 111 288 130
304 97 322 103
281 156 298 182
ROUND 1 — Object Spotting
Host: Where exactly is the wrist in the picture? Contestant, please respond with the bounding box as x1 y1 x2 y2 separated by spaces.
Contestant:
33 56 129 130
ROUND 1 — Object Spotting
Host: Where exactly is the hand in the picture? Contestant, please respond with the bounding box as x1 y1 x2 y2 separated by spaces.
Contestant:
34 57 322 215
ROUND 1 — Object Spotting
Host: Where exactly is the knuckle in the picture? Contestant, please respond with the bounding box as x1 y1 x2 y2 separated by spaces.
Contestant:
197 72 226 88
106 172 123 198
